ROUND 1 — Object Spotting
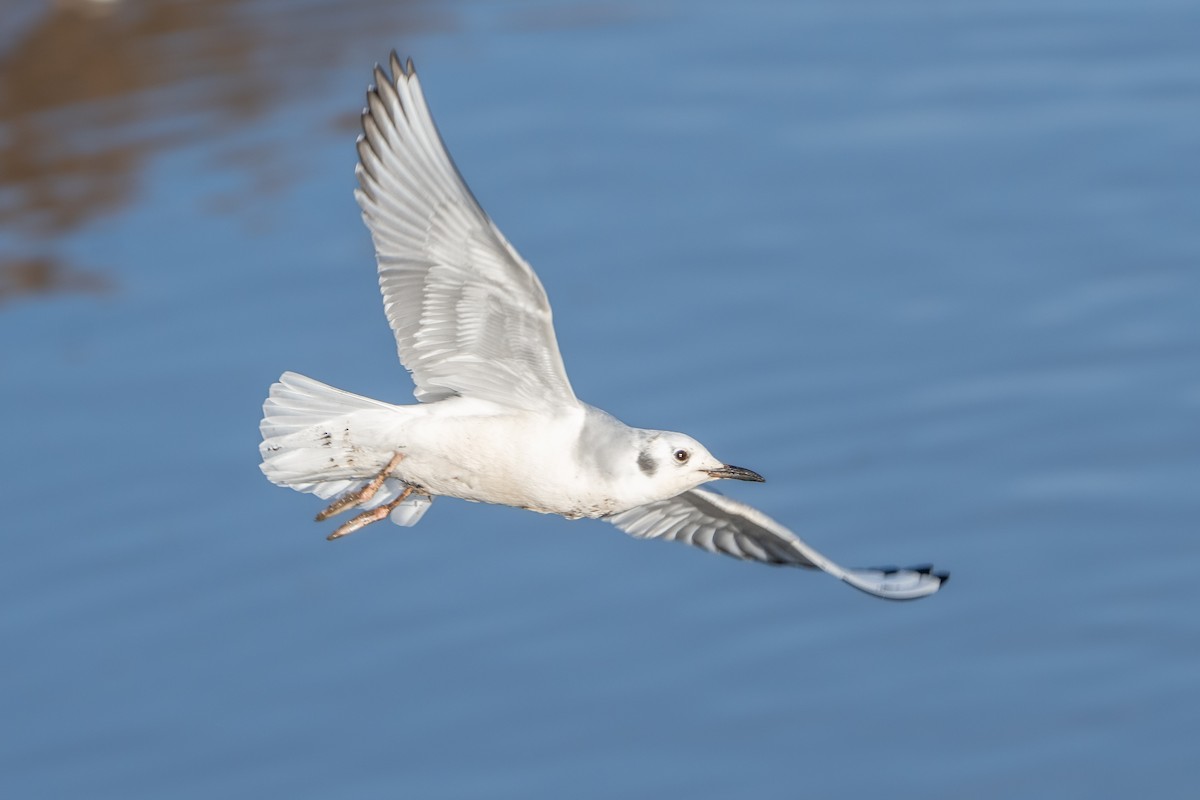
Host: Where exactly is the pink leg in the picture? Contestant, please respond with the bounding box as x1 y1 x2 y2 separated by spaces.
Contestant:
326 485 415 541
315 451 404 521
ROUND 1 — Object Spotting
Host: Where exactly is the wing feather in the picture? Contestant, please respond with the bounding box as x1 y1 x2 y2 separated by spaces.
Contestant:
608 489 948 600
355 54 577 411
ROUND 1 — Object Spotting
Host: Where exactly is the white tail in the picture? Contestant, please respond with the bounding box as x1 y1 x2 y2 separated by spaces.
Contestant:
259 372 432 524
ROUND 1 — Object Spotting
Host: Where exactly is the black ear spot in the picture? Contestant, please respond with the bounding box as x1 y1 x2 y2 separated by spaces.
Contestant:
637 450 657 476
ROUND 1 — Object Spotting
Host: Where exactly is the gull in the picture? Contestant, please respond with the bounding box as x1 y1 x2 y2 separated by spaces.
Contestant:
259 54 948 600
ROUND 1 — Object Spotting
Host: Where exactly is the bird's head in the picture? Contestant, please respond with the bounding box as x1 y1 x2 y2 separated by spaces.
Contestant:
633 431 764 499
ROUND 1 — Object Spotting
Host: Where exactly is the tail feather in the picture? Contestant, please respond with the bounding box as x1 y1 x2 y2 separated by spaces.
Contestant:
259 372 429 520
259 371 394 439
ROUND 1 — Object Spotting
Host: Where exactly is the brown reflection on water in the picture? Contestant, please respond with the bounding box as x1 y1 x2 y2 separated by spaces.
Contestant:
0 0 450 305
0 256 113 305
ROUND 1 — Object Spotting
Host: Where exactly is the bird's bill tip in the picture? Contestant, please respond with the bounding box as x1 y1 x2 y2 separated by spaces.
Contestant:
707 464 765 482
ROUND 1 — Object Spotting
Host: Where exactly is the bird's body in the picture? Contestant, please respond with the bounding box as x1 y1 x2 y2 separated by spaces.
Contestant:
259 54 948 600
264 383 695 519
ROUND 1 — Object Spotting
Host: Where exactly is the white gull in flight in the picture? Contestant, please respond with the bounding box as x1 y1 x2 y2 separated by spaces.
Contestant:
259 55 948 600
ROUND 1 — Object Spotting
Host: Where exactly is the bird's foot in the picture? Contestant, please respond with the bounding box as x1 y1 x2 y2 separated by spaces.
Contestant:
326 485 416 541
315 451 404 521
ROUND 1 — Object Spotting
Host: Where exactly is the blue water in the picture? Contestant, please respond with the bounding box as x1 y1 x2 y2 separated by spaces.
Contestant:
2 1 1198 797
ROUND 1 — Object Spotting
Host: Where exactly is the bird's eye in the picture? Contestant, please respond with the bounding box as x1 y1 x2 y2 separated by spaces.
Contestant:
673 449 690 464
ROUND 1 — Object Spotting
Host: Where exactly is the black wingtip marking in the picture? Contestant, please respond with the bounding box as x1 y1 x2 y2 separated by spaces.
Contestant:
908 564 949 584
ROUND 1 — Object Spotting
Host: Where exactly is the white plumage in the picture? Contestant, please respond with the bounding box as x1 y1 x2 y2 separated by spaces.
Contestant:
354 59 574 411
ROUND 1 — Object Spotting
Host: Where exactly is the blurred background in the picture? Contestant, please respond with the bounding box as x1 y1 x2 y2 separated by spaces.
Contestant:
2 0 1198 797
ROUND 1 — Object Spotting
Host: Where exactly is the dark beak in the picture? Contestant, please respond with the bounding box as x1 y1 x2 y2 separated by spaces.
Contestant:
706 464 765 482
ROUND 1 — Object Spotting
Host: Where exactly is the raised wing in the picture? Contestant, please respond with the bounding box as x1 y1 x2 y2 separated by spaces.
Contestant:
354 54 577 411
608 489 948 600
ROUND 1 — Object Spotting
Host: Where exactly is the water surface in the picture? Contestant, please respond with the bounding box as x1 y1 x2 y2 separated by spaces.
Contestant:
2 1 1198 797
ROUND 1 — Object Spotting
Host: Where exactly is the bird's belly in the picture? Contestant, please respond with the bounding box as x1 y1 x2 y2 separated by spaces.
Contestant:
390 409 617 518
397 452 618 518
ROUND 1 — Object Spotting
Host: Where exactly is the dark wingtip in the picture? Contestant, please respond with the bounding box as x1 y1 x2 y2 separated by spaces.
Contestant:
909 564 950 584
